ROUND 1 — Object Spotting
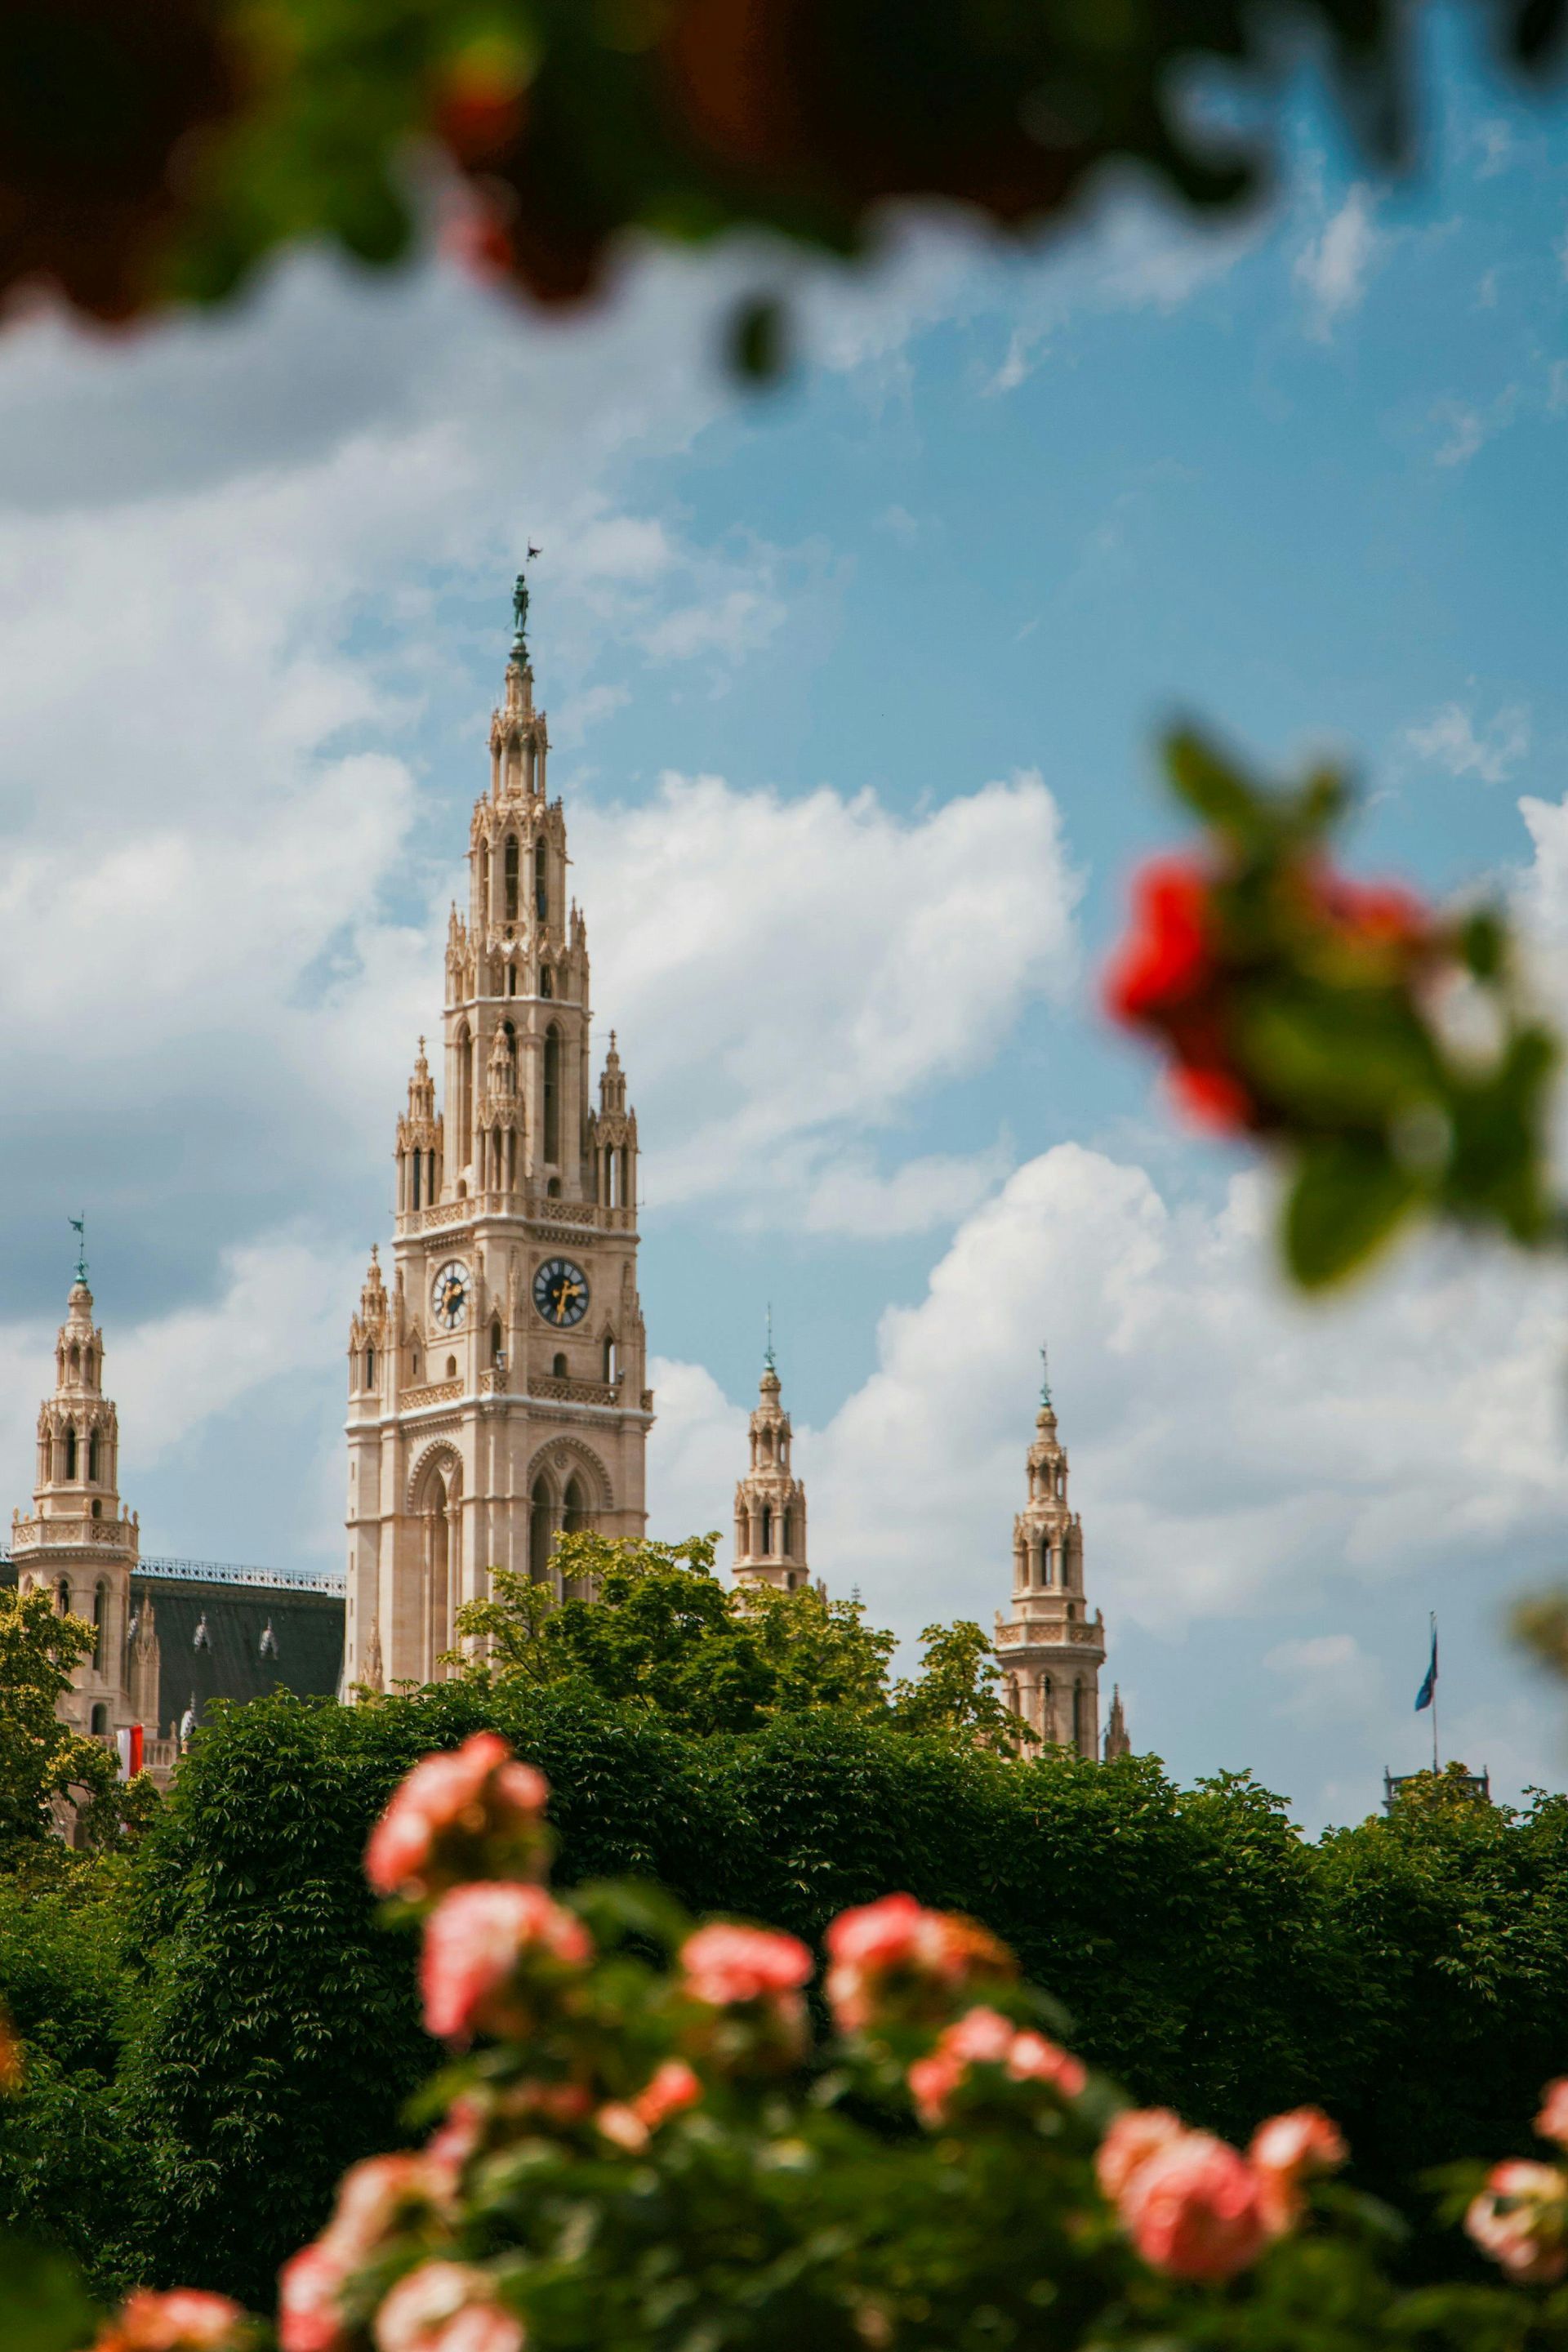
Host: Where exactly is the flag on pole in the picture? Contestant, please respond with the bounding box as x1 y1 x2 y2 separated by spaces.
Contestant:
114 1725 144 1778
1414 1619 1438 1713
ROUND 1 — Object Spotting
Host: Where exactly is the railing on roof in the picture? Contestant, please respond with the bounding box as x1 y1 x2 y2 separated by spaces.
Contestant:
0 1548 344 1598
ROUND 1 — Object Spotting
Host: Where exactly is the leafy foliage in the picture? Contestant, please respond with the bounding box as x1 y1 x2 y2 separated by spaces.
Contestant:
451 1534 940 1740
0 1587 118 1858
893 1616 1036 1754
1104 731 1561 1288
3 1 1568 352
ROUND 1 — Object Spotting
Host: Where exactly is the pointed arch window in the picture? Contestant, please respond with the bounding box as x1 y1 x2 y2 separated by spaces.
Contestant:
504 835 519 921
534 843 548 920
92 1581 107 1669
491 1317 504 1365
90 1702 108 1735
529 1474 554 1584
542 1024 561 1162
540 966 552 999
479 840 491 917
56 1578 71 1615
65 1426 77 1480
603 1334 618 1383
365 1345 376 1389
69 1344 79 1378
87 1429 100 1482
761 1503 773 1555
563 1474 590 1535
781 1508 792 1559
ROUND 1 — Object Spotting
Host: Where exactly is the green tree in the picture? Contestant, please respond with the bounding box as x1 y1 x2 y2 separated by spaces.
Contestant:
893 1618 1036 1756
0 1588 118 1859
450 1535 898 1735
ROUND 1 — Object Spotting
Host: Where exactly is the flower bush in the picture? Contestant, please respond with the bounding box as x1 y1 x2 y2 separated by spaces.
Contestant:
78 1735 1568 2350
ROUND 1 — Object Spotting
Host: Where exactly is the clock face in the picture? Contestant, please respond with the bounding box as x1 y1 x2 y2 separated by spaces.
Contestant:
533 1257 589 1328
431 1260 470 1332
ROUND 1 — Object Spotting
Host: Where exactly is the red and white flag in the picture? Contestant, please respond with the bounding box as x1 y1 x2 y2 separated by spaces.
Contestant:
114 1725 144 1779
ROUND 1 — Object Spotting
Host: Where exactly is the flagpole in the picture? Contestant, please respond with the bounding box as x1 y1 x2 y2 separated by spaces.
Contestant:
1431 1612 1439 1774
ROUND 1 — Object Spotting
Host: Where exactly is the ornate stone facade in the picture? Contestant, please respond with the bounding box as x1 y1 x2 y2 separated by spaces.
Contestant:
732 1352 809 1592
344 599 652 1689
994 1373 1123 1759
9 1278 143 1743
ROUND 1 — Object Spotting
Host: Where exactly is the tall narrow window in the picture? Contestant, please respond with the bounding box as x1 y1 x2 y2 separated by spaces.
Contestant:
65 1427 77 1480
56 1579 70 1615
479 842 490 916
552 1352 568 1378
87 1429 100 1481
410 1149 421 1210
92 1581 106 1670
506 964 516 997
761 1503 773 1555
781 1508 792 1558
542 1024 561 1162
456 1022 474 1157
540 966 552 999
366 1345 376 1388
529 1476 553 1584
504 835 519 920
563 1475 590 1535
534 843 547 920
603 1335 617 1383
491 1318 503 1365
69 1344 79 1378
90 1702 108 1735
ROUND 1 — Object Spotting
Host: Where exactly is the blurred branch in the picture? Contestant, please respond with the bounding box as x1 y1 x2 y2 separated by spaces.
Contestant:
2 2 1566 350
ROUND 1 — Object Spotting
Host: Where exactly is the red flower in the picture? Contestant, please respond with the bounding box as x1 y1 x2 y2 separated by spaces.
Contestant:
1116 2128 1272 2283
94 2293 249 2352
1104 858 1216 1024
1249 2105 1347 2233
825 1892 1013 2033
680 1923 813 2007
421 1882 591 2042
1466 2160 1568 2284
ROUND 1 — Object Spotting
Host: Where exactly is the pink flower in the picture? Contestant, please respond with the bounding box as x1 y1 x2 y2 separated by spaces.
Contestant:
367 1735 550 1900
423 2097 485 2199
1120 2131 1272 2283
680 1923 813 2007
907 2007 1086 2125
595 2100 649 2152
375 2264 523 2352
1466 2161 1568 2284
96 2292 249 2352
635 2058 702 2130
1249 2106 1348 2233
278 2244 350 2352
327 2154 428 2262
1537 2079 1568 2149
1095 2108 1185 2203
1006 2029 1088 2099
420 1882 591 2042
823 1894 1013 2032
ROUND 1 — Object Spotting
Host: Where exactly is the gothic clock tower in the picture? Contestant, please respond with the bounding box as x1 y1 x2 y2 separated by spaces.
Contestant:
344 582 651 1690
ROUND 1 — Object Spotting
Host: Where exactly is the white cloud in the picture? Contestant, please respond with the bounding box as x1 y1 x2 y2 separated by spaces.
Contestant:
1264 1633 1383 1722
1406 700 1530 784
641 587 786 665
1295 186 1379 336
1430 385 1517 468
574 768 1082 1224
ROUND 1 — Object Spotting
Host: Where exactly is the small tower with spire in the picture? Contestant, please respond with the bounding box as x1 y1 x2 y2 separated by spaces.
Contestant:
10 1254 145 1744
732 1318 810 1594
992 1350 1115 1758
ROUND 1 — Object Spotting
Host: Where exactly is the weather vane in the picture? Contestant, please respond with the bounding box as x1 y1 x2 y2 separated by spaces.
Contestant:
69 1213 87 1285
764 1303 776 1372
1040 1342 1052 1408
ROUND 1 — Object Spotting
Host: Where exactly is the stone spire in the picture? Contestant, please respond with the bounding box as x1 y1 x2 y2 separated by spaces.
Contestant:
1102 1685 1131 1761
993 1361 1107 1757
732 1342 810 1594
11 1274 143 1743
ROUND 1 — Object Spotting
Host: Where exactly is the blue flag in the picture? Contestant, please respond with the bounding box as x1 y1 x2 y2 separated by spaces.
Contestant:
1414 1620 1438 1713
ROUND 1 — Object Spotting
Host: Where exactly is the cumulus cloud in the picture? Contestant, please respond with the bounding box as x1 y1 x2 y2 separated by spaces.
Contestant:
573 768 1082 1226
1406 700 1531 784
1295 186 1379 336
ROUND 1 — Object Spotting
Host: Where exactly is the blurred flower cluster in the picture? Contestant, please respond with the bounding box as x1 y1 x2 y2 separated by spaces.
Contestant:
1106 731 1561 1287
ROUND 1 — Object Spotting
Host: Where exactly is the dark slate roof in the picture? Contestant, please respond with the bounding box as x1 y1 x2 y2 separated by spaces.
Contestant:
130 1575 344 1740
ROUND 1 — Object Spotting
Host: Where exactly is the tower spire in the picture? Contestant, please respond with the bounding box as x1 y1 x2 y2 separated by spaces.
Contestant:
764 1302 776 1373
1040 1340 1051 1409
70 1212 87 1285
991 1371 1111 1759
733 1346 810 1597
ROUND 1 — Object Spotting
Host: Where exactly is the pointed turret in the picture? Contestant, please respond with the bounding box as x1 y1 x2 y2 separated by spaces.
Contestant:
11 1272 141 1744
733 1337 811 1595
1103 1686 1131 1761
993 1352 1107 1757
588 1030 638 1215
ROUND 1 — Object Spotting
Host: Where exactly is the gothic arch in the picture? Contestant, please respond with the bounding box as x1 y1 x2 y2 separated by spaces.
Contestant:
405 1437 464 1514
408 1441 463 1683
524 1436 612 1514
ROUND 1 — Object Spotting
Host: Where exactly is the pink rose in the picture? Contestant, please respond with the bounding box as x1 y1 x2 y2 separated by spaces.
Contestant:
1120 2131 1272 2283
367 1736 550 1900
634 2058 702 2130
421 1882 592 2042
1248 2106 1348 2233
823 1894 1012 2032
423 2097 485 2199
1466 2161 1568 2284
1006 2029 1088 2099
908 2008 1085 2125
1095 2108 1185 2203
680 1924 813 2007
1538 2079 1568 2149
278 2243 350 2352
375 2263 523 2352
326 2153 427 2263
96 2292 249 2352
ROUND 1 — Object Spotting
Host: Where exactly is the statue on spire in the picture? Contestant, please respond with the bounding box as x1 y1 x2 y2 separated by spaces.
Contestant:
69 1213 87 1285
511 568 530 662
764 1302 777 1373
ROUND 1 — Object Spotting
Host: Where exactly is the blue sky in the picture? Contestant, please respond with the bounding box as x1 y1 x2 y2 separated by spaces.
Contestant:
2 7 1567 1828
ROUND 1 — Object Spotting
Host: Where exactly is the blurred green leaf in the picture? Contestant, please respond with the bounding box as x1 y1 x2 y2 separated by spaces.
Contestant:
0 2234 96 2352
1284 1137 1423 1288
